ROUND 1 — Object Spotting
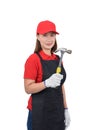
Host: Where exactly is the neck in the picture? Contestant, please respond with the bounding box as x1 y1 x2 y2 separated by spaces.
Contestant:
43 49 51 55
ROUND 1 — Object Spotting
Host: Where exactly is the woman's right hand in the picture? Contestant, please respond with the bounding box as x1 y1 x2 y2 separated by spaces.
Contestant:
44 73 63 88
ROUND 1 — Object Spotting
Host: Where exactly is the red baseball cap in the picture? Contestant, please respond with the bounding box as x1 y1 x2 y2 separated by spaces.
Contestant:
36 20 59 35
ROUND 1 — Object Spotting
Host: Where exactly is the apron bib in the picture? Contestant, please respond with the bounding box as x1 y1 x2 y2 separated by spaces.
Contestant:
32 53 66 130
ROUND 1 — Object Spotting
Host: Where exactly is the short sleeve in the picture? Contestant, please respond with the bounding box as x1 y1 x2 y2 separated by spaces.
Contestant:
24 54 39 80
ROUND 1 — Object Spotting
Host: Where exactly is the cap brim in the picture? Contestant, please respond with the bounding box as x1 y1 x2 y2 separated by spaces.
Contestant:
39 31 59 35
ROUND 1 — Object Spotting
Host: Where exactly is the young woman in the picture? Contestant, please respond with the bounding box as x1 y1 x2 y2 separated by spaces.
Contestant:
24 20 71 130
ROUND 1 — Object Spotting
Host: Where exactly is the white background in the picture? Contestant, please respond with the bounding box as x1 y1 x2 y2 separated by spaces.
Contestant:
0 0 87 130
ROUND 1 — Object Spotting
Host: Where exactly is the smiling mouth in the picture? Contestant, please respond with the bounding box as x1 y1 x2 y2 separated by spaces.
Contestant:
46 43 53 46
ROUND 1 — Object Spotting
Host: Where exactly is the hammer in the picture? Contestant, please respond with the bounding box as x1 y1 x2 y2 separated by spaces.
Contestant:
55 48 72 73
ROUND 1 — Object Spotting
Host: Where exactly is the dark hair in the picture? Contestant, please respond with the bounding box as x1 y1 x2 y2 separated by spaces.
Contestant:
34 39 57 53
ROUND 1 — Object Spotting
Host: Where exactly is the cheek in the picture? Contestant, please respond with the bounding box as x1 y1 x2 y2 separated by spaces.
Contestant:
39 37 45 43
52 38 56 43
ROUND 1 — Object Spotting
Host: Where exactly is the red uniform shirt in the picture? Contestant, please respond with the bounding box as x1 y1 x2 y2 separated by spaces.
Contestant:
24 50 58 110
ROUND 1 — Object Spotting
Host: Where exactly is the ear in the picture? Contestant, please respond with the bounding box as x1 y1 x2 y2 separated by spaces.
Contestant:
36 34 40 41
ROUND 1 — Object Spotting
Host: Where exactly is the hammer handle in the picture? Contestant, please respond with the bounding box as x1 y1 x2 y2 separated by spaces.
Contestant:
56 53 63 73
56 66 61 73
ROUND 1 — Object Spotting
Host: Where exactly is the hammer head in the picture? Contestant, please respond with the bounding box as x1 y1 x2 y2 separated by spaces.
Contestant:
55 48 72 54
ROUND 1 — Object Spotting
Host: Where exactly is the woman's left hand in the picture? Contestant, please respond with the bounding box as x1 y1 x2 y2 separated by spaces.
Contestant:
64 108 71 129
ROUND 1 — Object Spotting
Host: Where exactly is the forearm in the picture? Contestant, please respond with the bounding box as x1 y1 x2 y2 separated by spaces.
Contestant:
62 85 68 108
24 79 46 94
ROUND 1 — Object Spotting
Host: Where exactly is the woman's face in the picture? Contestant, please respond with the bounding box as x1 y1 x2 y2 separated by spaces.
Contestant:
37 32 56 51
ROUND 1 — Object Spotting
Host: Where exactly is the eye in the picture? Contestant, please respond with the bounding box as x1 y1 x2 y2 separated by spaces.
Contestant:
43 33 47 37
50 33 56 37
42 32 56 37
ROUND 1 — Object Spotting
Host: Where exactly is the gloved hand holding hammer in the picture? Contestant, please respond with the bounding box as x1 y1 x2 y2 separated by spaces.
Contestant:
44 73 63 88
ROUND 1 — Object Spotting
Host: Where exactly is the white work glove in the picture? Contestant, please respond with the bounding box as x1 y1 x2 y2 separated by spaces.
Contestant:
44 73 63 88
64 109 71 129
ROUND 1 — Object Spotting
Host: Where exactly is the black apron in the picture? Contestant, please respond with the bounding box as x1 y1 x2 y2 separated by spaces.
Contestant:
32 53 66 130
